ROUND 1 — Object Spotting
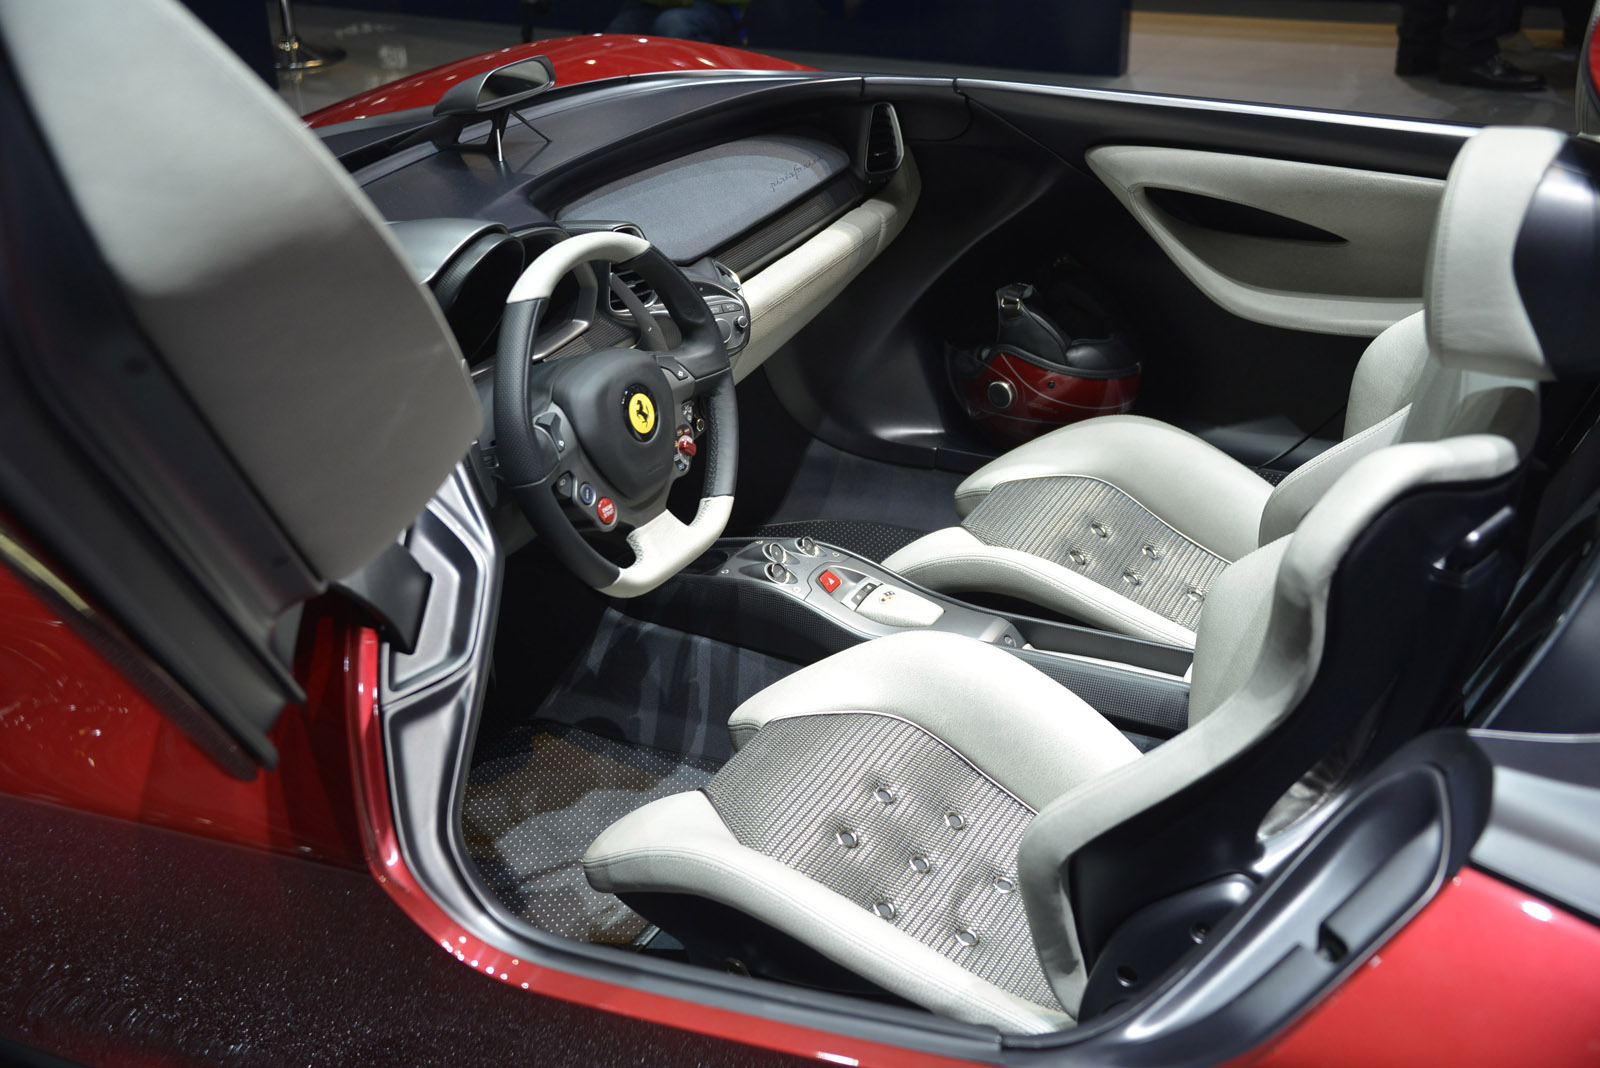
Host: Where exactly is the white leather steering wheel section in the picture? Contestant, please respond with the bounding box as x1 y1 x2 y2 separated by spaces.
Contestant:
601 495 733 598
507 229 650 304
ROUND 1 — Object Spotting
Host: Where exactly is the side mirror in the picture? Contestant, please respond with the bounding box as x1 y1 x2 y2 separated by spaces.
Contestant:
433 55 556 118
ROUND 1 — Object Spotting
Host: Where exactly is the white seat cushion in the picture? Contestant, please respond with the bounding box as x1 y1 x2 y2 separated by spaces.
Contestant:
585 631 1139 1032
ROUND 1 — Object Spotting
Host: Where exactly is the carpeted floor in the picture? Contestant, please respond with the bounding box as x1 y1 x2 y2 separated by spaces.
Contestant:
463 722 722 944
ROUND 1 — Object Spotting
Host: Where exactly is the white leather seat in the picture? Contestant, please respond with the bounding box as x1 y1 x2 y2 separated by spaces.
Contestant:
585 433 1521 1032
881 126 1560 647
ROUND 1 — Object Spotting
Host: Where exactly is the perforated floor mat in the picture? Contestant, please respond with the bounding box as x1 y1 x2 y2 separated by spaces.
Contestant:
463 723 720 943
756 520 928 562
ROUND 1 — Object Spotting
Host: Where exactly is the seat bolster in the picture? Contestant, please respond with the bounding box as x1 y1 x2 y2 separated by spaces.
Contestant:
583 791 1071 1034
952 416 1271 560
883 529 1201 649
1257 406 1409 544
727 631 1141 811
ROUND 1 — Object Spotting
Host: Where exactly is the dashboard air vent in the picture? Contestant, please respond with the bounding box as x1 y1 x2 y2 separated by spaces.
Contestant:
608 268 657 314
862 102 903 177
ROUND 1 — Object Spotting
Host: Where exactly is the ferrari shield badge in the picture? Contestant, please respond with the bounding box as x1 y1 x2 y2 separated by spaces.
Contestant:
624 386 656 438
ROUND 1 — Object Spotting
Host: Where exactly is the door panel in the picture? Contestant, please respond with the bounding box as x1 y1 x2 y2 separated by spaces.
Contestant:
1087 145 1444 336
755 77 1473 473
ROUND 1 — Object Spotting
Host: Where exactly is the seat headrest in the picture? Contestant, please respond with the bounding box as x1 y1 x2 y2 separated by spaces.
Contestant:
0 0 481 581
1426 126 1600 384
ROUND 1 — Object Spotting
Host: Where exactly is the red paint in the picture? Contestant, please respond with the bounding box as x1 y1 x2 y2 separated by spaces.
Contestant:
304 34 814 128
0 558 364 867
962 351 1140 443
345 637 982 1068
1589 26 1600 111
1232 869 1600 1068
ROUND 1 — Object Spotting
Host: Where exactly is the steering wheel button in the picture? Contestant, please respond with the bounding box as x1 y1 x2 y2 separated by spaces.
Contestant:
596 497 616 525
818 569 841 593
578 482 596 507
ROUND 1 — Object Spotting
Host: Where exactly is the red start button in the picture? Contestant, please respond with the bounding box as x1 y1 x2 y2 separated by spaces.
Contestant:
818 569 841 593
596 498 616 525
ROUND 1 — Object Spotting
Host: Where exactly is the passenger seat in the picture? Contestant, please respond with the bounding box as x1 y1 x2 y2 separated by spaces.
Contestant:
881 126 1558 647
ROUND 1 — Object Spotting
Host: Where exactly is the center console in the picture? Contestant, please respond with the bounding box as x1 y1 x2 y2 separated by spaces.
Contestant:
625 535 1194 741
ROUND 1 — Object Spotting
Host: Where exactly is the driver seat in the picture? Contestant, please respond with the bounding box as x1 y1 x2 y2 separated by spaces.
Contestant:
584 433 1523 1031
879 126 1560 648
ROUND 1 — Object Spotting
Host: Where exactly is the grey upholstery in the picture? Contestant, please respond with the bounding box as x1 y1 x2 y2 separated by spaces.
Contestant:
586 435 1521 1032
587 631 1136 1033
884 127 1557 647
0 0 481 580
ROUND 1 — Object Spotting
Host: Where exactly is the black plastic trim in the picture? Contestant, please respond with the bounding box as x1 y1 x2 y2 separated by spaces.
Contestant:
1144 186 1347 244
1513 138 1600 384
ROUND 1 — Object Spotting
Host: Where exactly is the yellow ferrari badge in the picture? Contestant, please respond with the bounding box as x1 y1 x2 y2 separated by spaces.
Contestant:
628 391 656 436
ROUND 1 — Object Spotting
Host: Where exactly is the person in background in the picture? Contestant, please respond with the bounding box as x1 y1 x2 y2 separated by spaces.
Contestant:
1395 0 1548 89
607 0 744 44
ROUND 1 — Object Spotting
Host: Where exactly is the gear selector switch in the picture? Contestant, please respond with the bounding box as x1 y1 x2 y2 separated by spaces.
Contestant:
855 585 946 628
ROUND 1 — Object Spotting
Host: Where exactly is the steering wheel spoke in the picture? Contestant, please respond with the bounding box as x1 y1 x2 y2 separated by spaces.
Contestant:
491 230 737 598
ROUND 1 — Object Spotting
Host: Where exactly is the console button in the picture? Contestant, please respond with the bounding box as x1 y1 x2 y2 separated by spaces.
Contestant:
578 482 596 507
848 581 881 608
794 536 820 556
818 569 841 593
554 471 574 500
596 497 616 525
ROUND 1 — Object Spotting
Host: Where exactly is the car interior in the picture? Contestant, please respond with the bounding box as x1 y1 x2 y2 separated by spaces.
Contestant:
4 0 1600 1060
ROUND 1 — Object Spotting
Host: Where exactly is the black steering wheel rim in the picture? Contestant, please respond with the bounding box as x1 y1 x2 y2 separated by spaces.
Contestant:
492 231 738 595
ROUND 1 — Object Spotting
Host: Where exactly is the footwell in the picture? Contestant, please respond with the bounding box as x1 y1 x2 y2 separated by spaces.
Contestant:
463 722 720 944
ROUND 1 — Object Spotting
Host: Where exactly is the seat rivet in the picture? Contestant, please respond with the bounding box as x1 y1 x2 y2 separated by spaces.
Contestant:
836 830 860 848
873 788 895 805
871 900 897 920
1122 569 1142 587
1068 549 1089 566
945 811 966 831
955 928 979 947
1090 522 1110 539
1186 586 1205 602
994 876 1016 894
1142 544 1161 560
909 855 931 874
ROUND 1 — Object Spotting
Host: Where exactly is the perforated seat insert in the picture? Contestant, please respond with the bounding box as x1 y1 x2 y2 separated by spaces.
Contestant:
962 476 1230 630
703 712 1060 1010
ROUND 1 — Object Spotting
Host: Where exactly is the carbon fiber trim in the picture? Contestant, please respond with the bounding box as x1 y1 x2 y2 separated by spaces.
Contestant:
705 712 1060 1010
963 476 1230 630
548 316 633 360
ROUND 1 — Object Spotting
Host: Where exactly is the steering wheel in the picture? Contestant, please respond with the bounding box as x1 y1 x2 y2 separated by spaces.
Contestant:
492 230 737 597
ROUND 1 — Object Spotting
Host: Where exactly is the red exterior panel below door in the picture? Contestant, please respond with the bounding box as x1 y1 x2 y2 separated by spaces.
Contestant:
1233 868 1600 1068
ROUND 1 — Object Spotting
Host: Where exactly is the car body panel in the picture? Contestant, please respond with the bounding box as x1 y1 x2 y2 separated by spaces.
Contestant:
0 557 363 868
1237 869 1600 1068
303 34 815 129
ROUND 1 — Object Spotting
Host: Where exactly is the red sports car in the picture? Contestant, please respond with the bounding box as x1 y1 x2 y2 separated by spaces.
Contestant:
2 3 1598 1066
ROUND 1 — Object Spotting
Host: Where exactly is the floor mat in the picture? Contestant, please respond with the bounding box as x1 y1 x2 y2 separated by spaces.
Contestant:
463 722 720 944
756 519 929 562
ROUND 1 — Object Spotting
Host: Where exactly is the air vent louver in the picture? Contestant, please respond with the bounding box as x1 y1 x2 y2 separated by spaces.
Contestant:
862 102 903 177
608 268 657 314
